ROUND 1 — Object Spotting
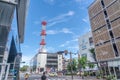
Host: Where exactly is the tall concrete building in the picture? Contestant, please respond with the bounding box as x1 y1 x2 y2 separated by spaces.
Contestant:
88 0 120 78
0 0 29 79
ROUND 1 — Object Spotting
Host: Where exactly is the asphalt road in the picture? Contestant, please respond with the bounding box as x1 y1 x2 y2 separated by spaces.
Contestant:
20 74 67 80
20 73 101 80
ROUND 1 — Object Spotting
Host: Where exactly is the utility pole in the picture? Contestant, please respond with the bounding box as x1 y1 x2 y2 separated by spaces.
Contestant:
70 52 73 80
57 50 76 80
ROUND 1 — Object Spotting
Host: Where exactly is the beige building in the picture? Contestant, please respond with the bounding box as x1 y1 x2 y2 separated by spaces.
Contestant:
88 0 120 61
63 58 69 70
88 0 120 78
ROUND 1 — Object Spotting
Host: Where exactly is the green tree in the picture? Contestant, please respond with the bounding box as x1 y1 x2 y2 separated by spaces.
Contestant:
78 56 87 78
20 65 29 72
89 48 100 68
88 61 95 76
89 48 96 61
78 56 87 69
67 59 77 72
88 62 95 69
89 48 102 77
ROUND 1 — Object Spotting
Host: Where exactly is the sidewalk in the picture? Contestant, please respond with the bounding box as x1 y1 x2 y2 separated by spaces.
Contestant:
65 76 104 80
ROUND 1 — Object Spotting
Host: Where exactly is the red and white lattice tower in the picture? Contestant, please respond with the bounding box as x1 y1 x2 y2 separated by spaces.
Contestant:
39 21 47 53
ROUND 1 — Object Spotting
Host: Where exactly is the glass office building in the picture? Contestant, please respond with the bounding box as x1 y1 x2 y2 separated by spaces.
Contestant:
0 0 29 79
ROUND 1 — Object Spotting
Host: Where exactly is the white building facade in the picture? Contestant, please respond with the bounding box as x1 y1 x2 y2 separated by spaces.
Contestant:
30 52 63 73
57 53 63 71
78 31 97 71
37 53 47 73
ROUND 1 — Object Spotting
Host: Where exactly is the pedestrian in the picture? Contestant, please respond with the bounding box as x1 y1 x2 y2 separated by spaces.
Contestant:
41 72 47 80
24 73 29 80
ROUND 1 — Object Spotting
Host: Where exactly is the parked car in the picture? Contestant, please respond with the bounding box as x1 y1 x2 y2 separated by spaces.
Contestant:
48 72 57 77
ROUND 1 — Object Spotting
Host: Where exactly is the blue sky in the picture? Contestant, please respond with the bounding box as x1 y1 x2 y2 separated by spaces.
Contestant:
20 0 94 63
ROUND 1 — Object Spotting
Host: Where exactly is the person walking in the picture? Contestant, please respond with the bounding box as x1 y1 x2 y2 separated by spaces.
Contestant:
24 73 29 80
41 72 47 80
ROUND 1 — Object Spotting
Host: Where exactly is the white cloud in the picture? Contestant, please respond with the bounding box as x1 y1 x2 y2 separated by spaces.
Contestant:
59 41 69 47
43 0 55 5
68 45 79 49
66 41 70 44
48 19 67 27
72 38 78 42
67 11 75 16
82 16 89 24
47 30 58 34
34 11 75 27
60 28 73 34
68 45 79 51
59 34 79 52
48 11 74 22
47 28 74 35
60 43 79 53
59 44 65 47
48 11 75 27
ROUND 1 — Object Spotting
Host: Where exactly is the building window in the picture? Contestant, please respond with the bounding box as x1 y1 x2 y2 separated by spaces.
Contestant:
82 45 86 50
104 10 108 18
101 0 105 8
81 54 87 57
109 31 114 38
106 19 111 29
113 43 119 57
82 40 87 50
59 63 61 65
0 57 3 63
89 37 93 46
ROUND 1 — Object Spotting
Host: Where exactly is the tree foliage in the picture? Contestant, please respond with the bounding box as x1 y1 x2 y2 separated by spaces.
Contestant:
67 59 77 72
78 56 87 69
20 65 29 72
89 48 96 61
87 61 95 69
